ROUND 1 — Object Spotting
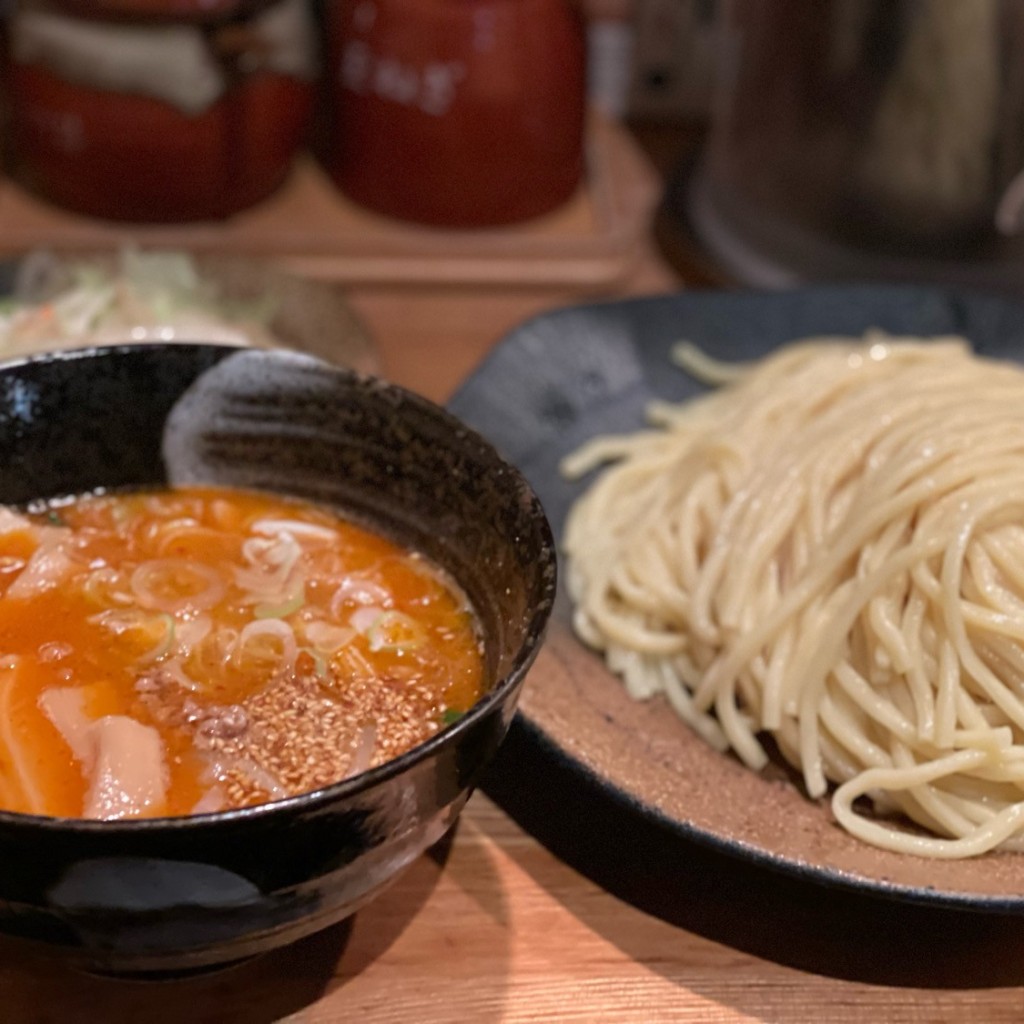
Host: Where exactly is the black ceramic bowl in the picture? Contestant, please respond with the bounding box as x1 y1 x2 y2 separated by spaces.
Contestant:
0 344 556 974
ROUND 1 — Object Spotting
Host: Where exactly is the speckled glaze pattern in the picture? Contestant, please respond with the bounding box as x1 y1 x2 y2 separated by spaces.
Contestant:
0 344 556 972
449 284 1024 913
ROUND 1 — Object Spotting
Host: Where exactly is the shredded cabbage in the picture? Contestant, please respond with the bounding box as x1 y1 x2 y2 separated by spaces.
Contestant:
0 249 279 355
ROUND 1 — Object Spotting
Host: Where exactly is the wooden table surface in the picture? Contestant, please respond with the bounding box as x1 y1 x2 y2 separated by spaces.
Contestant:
2 125 1024 1024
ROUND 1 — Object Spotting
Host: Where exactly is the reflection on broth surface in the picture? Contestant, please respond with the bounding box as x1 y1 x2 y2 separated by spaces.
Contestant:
0 486 484 819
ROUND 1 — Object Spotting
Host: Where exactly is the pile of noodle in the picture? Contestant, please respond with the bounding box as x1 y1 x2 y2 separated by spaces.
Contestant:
562 334 1024 859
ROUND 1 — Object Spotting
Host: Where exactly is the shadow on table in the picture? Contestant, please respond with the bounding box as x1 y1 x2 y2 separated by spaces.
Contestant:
482 720 1024 992
0 826 458 1024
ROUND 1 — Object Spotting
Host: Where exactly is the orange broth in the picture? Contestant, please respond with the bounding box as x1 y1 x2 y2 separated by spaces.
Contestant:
0 486 484 819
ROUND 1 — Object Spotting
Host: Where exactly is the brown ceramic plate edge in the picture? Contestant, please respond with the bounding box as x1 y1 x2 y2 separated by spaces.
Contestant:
449 283 1024 912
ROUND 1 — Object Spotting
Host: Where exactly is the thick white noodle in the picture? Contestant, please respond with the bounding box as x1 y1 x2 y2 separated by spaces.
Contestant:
562 335 1024 858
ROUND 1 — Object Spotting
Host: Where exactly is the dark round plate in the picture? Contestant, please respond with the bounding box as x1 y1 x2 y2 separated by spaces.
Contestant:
449 283 1024 913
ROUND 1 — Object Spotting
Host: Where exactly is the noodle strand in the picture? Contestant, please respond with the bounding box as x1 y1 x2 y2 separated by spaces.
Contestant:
563 335 1024 858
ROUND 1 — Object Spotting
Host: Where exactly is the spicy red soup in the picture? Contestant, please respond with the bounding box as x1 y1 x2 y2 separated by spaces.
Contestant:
0 487 484 819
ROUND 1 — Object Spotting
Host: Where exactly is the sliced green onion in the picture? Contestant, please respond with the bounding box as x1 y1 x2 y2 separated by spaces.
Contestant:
346 723 377 778
252 519 338 542
254 587 305 620
131 559 225 614
236 532 303 598
148 614 176 661
305 620 355 653
299 646 329 680
366 610 425 653
349 605 385 634
441 708 465 726
331 577 392 615
91 608 175 662
175 613 212 654
81 566 132 607
235 619 298 676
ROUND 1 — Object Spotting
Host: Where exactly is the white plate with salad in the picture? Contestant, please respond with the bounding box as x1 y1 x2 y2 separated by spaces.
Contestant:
0 249 376 370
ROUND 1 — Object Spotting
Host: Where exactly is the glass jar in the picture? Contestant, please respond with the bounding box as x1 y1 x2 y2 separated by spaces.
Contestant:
320 0 587 227
6 0 318 222
687 0 1024 290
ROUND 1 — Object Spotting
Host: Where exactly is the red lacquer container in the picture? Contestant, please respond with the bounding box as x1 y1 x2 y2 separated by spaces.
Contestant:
54 0 246 18
6 0 317 222
321 0 588 227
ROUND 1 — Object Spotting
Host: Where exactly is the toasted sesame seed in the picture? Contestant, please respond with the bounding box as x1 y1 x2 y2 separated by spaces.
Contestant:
193 668 443 807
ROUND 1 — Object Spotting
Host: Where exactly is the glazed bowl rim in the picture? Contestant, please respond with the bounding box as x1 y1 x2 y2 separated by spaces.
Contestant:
0 342 557 834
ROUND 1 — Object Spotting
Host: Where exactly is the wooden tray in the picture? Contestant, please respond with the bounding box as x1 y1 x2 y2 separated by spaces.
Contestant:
0 113 659 289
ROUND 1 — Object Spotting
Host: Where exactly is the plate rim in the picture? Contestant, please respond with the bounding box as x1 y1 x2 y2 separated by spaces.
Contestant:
452 281 1024 914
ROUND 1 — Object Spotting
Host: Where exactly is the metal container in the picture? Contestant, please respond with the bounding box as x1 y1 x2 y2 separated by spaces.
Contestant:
689 0 1024 292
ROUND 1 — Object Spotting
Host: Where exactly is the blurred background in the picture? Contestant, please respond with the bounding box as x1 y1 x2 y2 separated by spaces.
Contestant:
1 0 1022 298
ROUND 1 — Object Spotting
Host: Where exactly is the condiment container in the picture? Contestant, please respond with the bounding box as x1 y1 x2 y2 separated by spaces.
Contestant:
54 0 245 19
686 0 1024 291
6 0 318 222
0 4 11 173
320 0 587 227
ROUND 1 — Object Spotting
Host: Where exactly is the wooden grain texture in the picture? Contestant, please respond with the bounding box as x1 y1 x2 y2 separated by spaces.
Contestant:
2 796 1022 1024
0 114 657 292
1 120 1022 1023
